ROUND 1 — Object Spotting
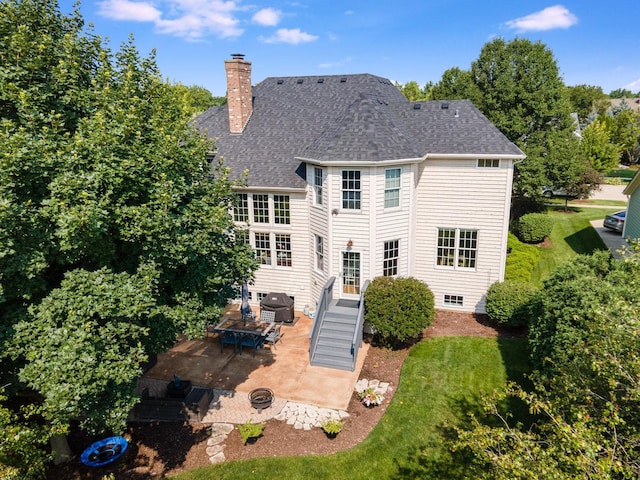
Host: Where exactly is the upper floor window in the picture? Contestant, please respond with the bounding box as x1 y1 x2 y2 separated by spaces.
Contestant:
436 228 478 270
253 194 269 223
313 167 324 206
315 235 324 272
254 232 271 265
234 193 249 222
384 168 401 208
342 170 361 210
274 195 290 224
383 239 399 276
477 159 500 168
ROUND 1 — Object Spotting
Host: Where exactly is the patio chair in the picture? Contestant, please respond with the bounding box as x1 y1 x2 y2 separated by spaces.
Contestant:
260 310 283 350
239 333 265 357
219 331 238 353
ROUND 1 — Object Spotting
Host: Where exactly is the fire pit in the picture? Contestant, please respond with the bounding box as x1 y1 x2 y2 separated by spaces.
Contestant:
249 388 274 412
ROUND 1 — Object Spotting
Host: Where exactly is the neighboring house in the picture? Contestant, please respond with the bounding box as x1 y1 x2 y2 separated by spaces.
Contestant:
623 170 640 241
195 55 525 315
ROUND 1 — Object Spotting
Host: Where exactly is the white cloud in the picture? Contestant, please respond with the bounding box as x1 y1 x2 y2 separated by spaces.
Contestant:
625 78 640 92
252 8 282 26
97 0 244 40
260 28 318 44
504 5 578 32
98 0 161 21
318 57 352 69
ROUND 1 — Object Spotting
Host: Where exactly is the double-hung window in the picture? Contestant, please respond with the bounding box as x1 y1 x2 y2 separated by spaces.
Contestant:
234 193 249 222
315 235 324 272
384 168 401 208
383 240 399 276
342 170 361 210
313 167 323 206
275 234 292 267
274 195 290 224
437 228 478 269
254 233 271 265
253 194 270 223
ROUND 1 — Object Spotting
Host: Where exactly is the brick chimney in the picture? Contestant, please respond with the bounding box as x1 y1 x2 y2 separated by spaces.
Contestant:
225 54 253 134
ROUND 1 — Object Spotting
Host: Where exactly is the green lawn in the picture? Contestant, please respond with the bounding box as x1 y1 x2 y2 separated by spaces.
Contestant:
531 206 620 285
172 337 530 479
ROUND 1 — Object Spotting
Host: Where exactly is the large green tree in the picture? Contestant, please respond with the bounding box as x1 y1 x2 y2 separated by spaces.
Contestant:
566 84 607 126
455 247 640 478
1 0 257 438
431 38 597 200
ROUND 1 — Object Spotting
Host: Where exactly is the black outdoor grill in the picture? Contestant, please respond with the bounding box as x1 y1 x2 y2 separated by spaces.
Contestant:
260 292 294 323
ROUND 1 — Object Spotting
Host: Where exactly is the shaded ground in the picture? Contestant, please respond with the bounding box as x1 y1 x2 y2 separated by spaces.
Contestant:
47 311 512 479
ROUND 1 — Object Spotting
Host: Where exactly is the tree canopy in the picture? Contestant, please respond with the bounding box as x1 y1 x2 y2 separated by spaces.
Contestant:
1 0 257 436
429 38 599 200
455 246 640 479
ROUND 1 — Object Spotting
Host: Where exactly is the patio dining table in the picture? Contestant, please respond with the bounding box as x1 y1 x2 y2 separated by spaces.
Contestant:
212 317 274 356
213 317 274 337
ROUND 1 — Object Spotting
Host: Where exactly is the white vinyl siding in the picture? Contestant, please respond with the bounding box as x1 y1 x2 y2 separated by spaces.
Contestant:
414 157 514 312
248 192 311 311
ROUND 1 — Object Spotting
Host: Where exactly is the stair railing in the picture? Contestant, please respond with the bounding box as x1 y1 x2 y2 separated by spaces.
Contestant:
309 276 335 360
349 280 370 370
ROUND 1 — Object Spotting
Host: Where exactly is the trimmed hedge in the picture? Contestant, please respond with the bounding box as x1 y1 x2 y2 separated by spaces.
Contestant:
505 233 540 282
516 213 554 244
485 280 538 327
364 276 434 347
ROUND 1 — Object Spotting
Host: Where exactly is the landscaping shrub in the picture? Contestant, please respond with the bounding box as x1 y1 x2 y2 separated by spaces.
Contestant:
516 213 554 244
485 281 538 327
505 233 540 282
364 276 434 347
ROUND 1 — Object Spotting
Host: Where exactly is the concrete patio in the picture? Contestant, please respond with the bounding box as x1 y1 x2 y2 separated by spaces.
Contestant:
140 307 368 412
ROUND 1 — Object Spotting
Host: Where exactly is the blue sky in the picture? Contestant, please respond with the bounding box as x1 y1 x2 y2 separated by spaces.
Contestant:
59 1 640 96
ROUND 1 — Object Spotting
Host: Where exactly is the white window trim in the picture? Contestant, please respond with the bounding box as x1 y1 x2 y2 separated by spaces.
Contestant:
477 159 500 168
313 167 324 207
341 169 362 210
315 235 325 273
435 228 478 271
384 168 401 209
383 239 399 277
253 232 293 270
443 294 464 307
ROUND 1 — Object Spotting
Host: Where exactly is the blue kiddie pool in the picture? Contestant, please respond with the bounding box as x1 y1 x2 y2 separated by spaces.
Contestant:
80 435 128 467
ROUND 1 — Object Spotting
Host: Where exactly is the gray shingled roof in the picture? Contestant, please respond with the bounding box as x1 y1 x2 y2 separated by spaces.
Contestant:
194 73 524 189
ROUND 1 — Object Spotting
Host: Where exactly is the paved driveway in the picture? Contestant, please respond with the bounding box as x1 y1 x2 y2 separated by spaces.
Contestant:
591 219 629 258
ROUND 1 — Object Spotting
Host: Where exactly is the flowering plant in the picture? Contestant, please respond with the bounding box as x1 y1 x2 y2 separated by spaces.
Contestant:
359 387 384 407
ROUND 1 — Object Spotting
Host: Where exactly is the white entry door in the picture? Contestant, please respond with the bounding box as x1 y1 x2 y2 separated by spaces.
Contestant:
341 251 361 299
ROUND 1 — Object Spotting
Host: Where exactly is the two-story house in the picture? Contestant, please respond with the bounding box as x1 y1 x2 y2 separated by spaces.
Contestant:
196 54 525 318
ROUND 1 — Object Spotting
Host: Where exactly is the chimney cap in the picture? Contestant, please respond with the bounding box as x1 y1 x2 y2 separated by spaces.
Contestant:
230 53 245 60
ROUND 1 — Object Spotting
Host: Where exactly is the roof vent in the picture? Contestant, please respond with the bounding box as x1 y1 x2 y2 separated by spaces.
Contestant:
277 79 284 85
455 109 459 118
441 102 449 110
317 78 324 83
413 103 421 110
297 78 304 84
340 77 347 83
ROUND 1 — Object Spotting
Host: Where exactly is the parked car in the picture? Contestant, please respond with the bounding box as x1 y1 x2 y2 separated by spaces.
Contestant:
542 186 576 198
603 210 626 233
